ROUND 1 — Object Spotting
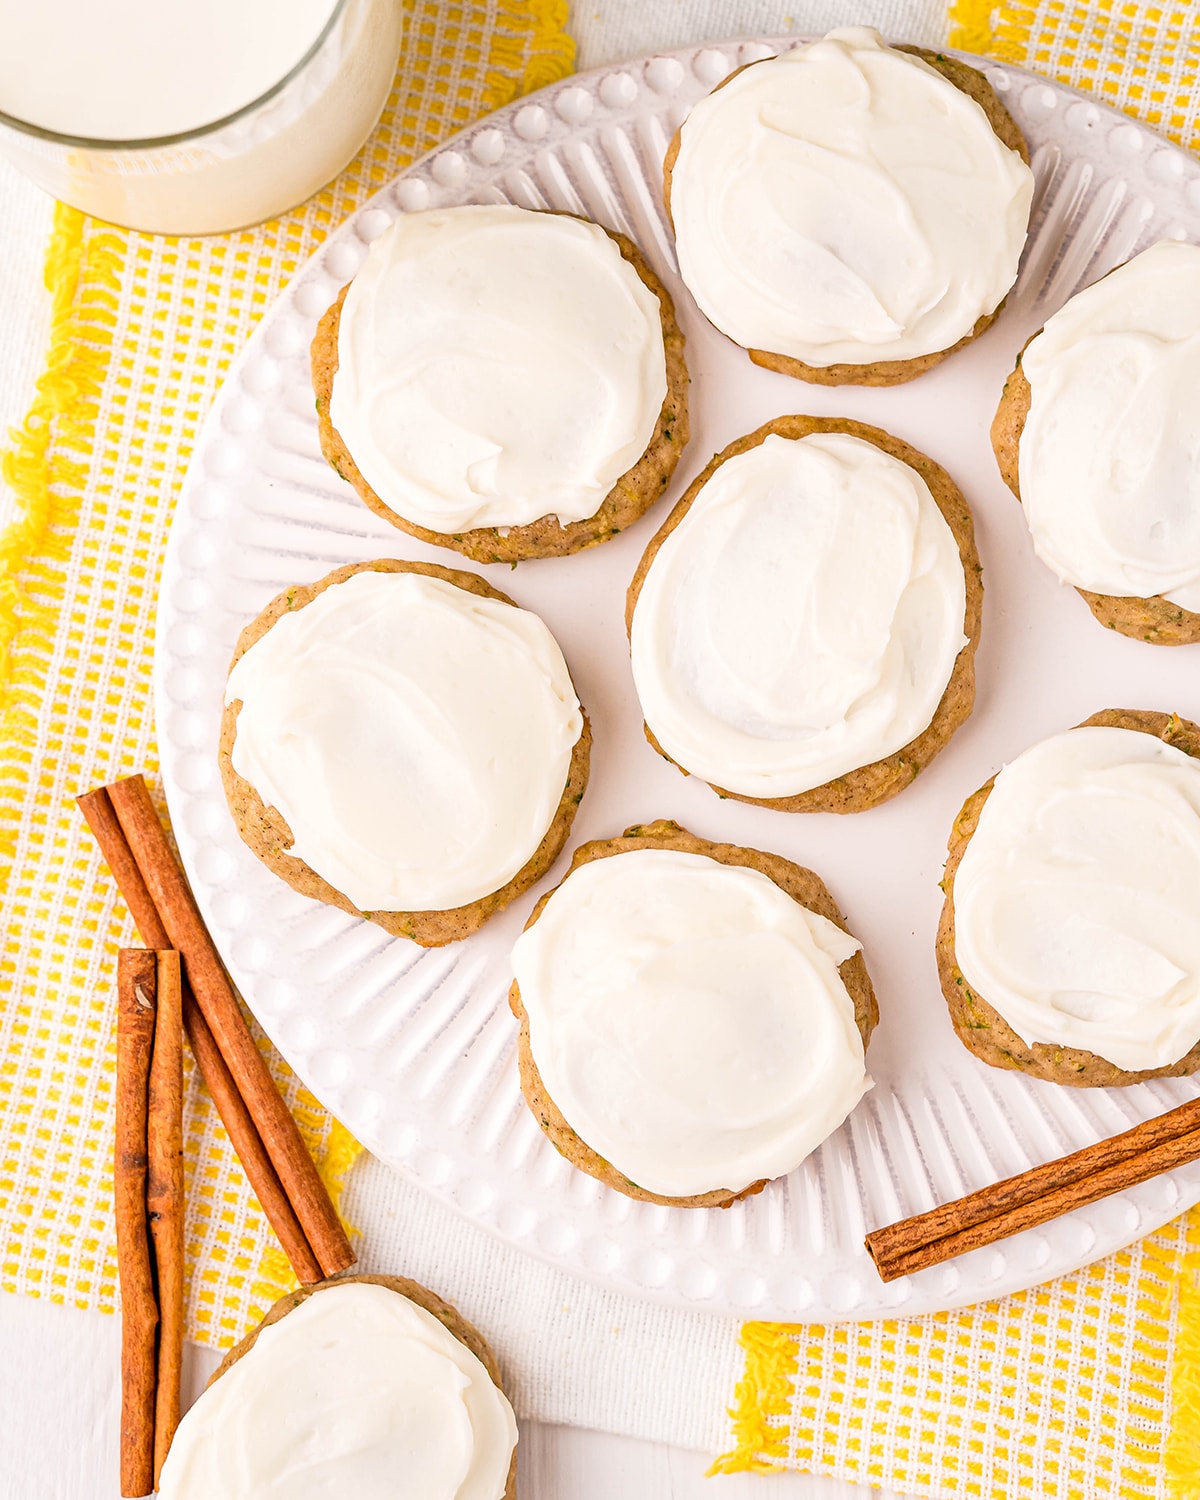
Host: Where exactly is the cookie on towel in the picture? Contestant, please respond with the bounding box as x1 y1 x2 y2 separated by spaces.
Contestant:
157 1275 518 1499
938 709 1200 1085
509 819 878 1207
220 558 590 947
312 204 689 562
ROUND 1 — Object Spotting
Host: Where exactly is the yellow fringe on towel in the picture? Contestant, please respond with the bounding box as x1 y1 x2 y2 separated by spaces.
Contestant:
489 0 575 100
708 1321 801 1475
1166 1215 1200 1497
0 208 122 872
948 0 996 53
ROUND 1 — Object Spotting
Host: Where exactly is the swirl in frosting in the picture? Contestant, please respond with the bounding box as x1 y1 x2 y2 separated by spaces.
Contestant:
953 725 1200 1072
629 432 969 797
225 569 583 913
1018 239 1200 611
668 28 1033 367
157 1282 518 1500
511 848 869 1197
330 204 668 533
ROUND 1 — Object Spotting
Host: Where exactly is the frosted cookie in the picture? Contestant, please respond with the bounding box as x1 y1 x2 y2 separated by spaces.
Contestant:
663 28 1033 385
312 205 689 562
938 710 1200 1085
220 559 590 947
991 240 1200 644
627 416 981 813
158 1276 518 1500
509 820 877 1206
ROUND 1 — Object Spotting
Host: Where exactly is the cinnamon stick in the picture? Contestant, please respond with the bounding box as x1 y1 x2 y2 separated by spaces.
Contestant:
147 949 184 1487
78 784 326 1283
180 983 321 1284
104 774 353 1279
866 1096 1200 1282
115 949 159 1498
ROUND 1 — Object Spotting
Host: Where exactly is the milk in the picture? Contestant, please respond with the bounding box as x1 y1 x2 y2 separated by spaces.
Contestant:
0 0 342 140
0 0 403 233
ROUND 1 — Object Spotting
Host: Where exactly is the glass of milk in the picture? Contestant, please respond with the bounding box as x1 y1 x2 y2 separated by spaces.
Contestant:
0 0 404 235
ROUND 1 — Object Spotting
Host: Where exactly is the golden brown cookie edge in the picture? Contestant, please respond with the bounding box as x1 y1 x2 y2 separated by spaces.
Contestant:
662 45 1031 386
624 414 982 813
508 818 878 1206
310 221 689 562
219 558 591 947
207 1273 517 1500
991 340 1200 645
937 708 1200 1085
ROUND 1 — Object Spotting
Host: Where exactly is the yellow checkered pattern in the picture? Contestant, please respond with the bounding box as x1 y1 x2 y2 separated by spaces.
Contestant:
716 4 1200 1495
987 0 1200 145
721 1214 1200 1496
0 0 573 1350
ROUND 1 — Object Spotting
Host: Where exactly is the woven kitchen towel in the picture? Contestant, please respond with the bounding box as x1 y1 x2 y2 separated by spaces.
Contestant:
0 0 573 1352
719 1210 1200 1497
6 4 1200 1494
714 13 1200 1498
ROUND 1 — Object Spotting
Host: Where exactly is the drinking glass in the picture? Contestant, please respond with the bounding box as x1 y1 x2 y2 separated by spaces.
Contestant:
0 0 404 235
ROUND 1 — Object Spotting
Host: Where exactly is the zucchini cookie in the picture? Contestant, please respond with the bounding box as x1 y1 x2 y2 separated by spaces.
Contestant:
509 820 877 1207
221 559 590 947
157 1275 518 1500
627 415 982 813
991 240 1200 644
312 204 689 563
663 28 1033 385
938 709 1200 1085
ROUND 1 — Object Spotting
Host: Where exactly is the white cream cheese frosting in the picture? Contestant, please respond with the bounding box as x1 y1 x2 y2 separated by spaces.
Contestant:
629 432 969 798
668 28 1033 368
157 1282 518 1500
225 569 583 913
510 848 870 1196
953 725 1200 1072
1017 239 1200 612
329 204 669 533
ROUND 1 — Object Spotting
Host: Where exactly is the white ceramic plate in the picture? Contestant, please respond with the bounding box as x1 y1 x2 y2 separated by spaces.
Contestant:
156 40 1200 1322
